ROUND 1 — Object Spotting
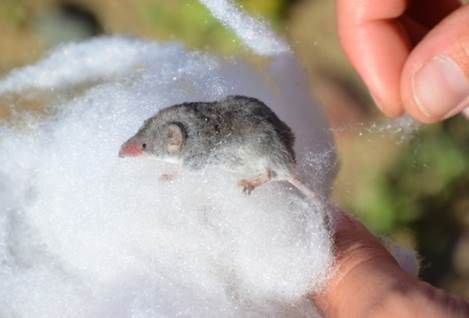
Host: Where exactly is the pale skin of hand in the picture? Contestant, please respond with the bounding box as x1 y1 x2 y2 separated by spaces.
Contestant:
337 0 469 123
309 211 469 318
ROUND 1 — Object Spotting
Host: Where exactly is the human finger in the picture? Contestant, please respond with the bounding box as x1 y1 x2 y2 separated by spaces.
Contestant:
336 0 411 117
401 5 469 123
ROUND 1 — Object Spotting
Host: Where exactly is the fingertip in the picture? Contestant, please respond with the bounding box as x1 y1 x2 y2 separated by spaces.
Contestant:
370 92 405 117
402 54 469 123
382 106 406 118
401 6 469 123
336 0 411 119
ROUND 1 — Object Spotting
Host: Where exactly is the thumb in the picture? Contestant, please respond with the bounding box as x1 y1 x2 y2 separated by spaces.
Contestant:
311 210 411 317
311 211 469 318
402 5 469 123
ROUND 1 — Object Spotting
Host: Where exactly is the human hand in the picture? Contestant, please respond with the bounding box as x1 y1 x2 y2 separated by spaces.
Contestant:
337 0 469 123
310 210 469 318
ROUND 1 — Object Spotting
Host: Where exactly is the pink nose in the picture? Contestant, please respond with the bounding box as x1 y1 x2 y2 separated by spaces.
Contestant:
119 143 144 157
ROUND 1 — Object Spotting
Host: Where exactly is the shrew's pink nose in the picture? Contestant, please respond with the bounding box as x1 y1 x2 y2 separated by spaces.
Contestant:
119 143 144 157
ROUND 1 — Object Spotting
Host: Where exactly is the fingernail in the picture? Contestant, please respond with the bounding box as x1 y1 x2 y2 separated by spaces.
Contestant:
413 56 469 118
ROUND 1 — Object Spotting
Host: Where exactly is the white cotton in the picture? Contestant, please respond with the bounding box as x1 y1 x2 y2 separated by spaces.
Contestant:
0 36 334 317
199 0 290 56
0 38 182 95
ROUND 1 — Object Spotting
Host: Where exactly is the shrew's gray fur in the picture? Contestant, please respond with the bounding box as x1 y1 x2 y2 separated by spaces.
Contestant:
121 95 296 179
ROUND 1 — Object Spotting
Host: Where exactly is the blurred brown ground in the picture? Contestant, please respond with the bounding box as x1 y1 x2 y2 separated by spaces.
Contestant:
0 0 468 298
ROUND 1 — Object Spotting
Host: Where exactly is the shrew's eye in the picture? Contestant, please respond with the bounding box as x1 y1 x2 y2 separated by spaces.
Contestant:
142 143 147 149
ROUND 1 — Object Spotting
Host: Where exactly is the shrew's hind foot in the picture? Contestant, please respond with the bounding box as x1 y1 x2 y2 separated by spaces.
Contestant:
238 169 273 195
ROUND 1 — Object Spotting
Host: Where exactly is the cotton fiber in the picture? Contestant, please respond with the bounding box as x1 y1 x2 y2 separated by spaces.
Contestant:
0 0 342 316
199 0 290 56
0 34 336 317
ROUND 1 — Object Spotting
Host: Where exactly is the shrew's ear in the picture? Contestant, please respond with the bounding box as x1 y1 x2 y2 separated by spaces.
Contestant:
166 123 185 153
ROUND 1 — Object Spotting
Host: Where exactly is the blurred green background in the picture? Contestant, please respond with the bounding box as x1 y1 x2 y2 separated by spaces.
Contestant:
0 0 468 298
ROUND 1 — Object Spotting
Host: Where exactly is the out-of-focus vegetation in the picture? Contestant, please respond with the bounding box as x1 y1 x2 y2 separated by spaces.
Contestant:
137 0 286 53
0 0 287 71
0 0 468 298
